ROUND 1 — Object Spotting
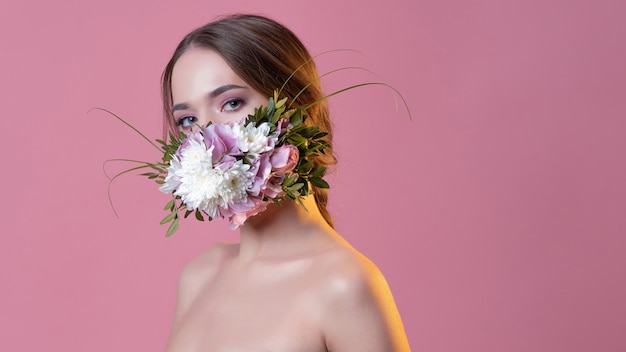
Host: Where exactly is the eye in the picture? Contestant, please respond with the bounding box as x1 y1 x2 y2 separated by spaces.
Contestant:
176 115 198 129
221 98 245 112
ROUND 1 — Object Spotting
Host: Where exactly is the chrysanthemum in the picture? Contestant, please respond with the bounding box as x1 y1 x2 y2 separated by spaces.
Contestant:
160 135 255 219
210 159 255 215
233 122 274 156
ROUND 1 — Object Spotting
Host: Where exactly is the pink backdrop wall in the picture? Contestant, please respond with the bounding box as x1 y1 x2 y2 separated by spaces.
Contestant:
1 0 625 351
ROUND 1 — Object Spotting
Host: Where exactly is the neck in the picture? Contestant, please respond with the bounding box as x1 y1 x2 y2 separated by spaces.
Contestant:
235 195 333 263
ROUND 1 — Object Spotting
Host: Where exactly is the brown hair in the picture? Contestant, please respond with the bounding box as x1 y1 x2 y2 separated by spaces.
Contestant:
161 14 336 227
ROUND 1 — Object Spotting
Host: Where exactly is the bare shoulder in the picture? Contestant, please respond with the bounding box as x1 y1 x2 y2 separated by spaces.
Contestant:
314 240 411 351
179 241 237 283
314 244 391 307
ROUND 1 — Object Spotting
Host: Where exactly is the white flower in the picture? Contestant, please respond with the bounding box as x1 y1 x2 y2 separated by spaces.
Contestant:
233 122 274 156
160 135 255 219
211 160 254 206
179 136 214 173
159 154 182 194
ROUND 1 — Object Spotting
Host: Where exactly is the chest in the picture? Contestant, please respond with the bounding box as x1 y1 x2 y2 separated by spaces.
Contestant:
168 262 328 352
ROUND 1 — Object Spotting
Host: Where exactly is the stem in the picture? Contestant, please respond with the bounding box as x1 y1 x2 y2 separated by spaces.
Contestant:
89 107 161 152
303 82 412 121
278 49 362 98
107 164 153 218
289 66 381 109
103 158 157 181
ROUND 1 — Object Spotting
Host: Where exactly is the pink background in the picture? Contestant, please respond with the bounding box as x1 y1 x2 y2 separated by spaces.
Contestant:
1 0 625 351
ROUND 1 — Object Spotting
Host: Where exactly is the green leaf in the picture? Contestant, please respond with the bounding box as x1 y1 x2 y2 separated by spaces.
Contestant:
184 209 193 218
289 109 303 126
149 164 165 172
166 218 179 237
164 198 175 211
301 180 310 194
300 126 319 138
309 166 326 177
287 183 305 192
312 131 328 139
275 96 288 109
283 173 298 187
288 134 307 147
267 97 275 118
299 161 314 174
168 131 178 143
195 210 205 221
309 177 330 189
160 211 177 225
272 107 286 124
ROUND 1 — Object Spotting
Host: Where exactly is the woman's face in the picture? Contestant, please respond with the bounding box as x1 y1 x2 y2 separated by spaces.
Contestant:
170 48 268 131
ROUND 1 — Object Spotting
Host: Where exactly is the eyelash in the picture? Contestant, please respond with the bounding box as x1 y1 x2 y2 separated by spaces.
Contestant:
176 115 197 128
221 98 245 112
174 98 246 128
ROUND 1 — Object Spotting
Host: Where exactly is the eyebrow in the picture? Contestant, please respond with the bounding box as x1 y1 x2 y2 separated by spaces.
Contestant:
171 84 247 113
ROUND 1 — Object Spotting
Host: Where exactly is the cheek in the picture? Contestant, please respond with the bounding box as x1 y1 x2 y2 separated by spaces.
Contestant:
240 104 260 117
249 93 270 110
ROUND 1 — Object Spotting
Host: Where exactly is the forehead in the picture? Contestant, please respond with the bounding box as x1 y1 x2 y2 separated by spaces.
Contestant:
171 48 246 103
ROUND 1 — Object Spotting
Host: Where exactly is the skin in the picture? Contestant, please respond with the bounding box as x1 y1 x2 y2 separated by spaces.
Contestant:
165 48 411 352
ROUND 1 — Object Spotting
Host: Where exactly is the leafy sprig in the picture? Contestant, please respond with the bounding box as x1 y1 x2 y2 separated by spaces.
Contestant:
246 90 331 201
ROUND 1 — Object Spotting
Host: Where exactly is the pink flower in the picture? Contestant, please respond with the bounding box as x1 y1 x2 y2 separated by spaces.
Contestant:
249 153 272 197
274 118 291 136
202 123 240 162
263 174 285 198
270 145 299 174
219 195 254 218
229 197 269 229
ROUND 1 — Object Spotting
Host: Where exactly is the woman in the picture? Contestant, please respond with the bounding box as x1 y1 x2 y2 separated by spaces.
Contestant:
161 14 411 351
